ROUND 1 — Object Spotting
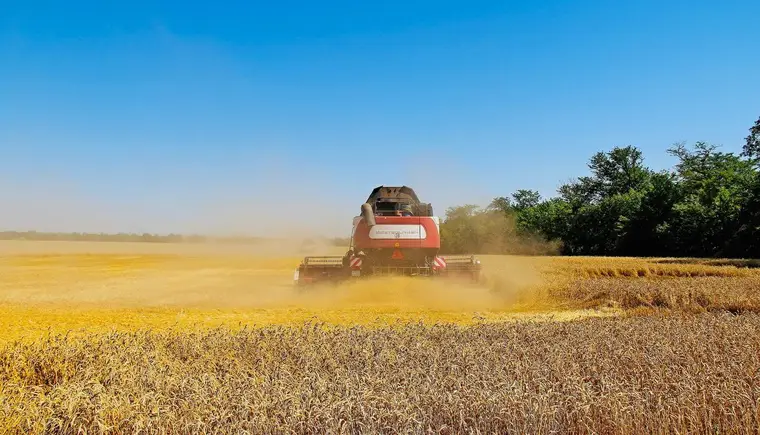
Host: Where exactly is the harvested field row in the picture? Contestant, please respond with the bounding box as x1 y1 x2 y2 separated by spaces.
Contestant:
555 276 760 314
529 256 760 279
1 314 759 434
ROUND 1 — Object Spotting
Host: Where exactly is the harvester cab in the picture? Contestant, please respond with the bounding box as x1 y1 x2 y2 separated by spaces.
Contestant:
294 185 482 286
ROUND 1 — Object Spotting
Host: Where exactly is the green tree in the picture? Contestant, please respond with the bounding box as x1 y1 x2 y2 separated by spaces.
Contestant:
587 145 650 199
666 141 755 256
439 205 482 254
546 145 656 255
732 176 760 257
515 198 572 250
559 145 650 206
742 116 760 165
511 189 541 210
440 203 555 255
622 171 683 256
487 196 512 214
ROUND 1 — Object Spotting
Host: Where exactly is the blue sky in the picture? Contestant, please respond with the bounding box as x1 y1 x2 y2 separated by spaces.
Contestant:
1 0 759 236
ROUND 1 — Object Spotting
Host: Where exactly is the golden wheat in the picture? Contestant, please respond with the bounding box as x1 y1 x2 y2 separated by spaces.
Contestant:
1 314 759 434
2 241 760 433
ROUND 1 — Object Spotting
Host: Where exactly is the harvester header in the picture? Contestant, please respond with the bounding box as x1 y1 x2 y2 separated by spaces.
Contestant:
294 185 482 286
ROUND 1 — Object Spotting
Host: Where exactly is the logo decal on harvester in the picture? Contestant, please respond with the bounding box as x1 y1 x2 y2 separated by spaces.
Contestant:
368 224 427 239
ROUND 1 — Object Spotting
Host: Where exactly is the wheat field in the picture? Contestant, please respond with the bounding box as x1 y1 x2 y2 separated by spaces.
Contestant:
1 240 759 433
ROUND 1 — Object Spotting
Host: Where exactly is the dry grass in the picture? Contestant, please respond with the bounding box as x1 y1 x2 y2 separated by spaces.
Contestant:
562 276 760 313
532 256 760 314
2 241 760 433
1 315 759 434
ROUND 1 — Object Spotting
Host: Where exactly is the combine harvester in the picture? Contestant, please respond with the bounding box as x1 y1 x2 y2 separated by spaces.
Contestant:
294 186 482 286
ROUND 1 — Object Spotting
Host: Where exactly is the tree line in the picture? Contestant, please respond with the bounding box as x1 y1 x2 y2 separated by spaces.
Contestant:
0 230 349 248
0 231 256 244
440 116 760 258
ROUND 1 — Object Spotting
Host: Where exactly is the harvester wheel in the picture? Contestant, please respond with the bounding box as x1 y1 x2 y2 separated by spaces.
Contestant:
471 270 483 284
293 266 310 289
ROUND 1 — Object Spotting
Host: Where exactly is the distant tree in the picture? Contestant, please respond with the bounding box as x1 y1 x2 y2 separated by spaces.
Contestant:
454 129 760 258
731 116 760 256
439 203 555 255
558 176 597 210
515 198 572 246
439 205 482 254
732 176 760 257
556 146 648 211
587 145 650 198
487 196 512 214
666 141 755 256
742 115 760 164
511 189 541 210
621 171 682 256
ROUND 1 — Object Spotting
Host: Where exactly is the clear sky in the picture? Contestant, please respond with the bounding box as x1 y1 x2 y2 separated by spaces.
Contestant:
1 0 759 237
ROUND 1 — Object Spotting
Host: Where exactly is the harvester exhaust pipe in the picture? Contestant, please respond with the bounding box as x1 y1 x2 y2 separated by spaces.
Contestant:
361 203 376 227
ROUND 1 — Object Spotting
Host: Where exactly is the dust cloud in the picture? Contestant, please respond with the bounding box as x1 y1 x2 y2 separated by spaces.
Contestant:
1 150 555 315
0 239 550 315
292 272 542 312
277 253 548 313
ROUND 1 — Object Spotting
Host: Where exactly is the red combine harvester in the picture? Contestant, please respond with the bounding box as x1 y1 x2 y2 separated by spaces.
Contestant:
294 186 482 286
